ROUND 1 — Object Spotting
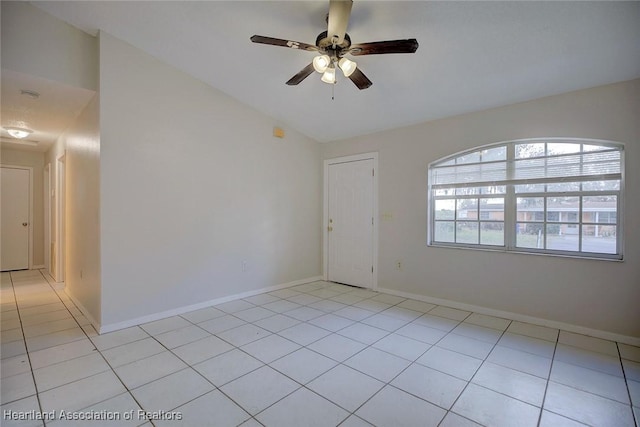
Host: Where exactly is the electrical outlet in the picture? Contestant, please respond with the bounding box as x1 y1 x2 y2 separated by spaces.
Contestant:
396 261 402 270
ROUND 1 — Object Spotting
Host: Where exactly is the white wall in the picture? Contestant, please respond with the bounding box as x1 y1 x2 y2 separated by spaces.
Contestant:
1 1 97 91
45 95 101 325
98 33 321 328
321 79 640 339
0 149 45 267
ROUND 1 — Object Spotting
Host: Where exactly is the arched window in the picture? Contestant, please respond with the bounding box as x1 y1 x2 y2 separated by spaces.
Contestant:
428 139 623 259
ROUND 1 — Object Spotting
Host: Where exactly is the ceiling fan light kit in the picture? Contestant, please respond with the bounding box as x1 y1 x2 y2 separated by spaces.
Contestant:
338 57 357 77
250 0 418 90
321 66 337 84
313 55 331 73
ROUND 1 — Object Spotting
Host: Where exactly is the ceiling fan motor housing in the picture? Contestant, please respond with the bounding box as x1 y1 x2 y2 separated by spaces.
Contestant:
316 30 351 54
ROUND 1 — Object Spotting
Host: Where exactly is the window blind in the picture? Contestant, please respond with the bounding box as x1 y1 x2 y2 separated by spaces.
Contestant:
431 147 621 189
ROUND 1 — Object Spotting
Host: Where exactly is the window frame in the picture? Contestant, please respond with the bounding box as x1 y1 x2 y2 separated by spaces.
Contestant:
427 138 624 260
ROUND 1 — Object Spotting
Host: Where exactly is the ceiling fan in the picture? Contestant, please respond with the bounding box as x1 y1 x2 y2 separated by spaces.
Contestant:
250 0 419 90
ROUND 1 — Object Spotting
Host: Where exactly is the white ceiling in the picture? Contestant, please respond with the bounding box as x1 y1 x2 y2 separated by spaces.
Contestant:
1 69 95 152
22 1 640 143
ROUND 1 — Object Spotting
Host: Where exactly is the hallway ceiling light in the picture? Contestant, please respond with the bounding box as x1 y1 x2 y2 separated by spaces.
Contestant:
4 127 33 139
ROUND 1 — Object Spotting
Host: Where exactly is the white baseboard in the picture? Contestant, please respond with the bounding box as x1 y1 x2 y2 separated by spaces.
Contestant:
98 276 323 334
64 289 101 331
41 270 57 284
378 287 640 347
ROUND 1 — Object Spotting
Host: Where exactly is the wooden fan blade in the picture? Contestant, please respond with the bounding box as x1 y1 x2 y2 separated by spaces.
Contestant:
348 68 372 90
250 35 318 52
327 0 353 45
349 39 419 56
286 63 316 86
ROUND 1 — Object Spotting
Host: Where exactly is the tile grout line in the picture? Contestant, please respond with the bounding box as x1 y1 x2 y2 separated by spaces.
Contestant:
8 278 457 425
94 321 217 426
37 270 156 427
432 312 483 427
534 331 635 426
5 271 45 425
322 293 436 424
7 276 636 427
241 293 389 425
534 328 559 427
335 304 473 425
109 289 347 422
136 310 290 425
162 286 397 425
461 326 623 425
237 286 527 425
338 305 477 425
439 315 513 427
146 332 257 422
181 308 364 423
547 351 636 402
617 342 639 427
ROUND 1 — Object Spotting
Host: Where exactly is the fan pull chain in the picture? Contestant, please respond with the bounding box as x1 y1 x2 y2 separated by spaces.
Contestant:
332 81 335 101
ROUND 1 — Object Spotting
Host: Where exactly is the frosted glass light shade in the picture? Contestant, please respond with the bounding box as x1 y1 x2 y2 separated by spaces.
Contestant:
5 128 32 139
313 55 331 73
321 67 336 84
338 58 357 77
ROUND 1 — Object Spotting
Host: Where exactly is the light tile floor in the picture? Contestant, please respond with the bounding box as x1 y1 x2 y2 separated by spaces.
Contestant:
1 269 639 427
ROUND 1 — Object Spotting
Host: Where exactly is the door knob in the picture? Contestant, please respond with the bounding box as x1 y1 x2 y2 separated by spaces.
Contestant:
327 226 333 232
22 222 28 227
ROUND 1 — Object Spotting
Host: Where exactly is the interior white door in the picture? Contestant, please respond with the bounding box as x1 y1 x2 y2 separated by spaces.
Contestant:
328 158 374 288
1 167 30 271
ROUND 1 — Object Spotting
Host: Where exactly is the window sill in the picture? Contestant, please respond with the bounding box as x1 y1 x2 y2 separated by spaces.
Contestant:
427 242 623 262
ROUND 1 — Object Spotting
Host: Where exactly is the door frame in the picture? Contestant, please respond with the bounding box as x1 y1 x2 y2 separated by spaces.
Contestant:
1 164 34 270
323 152 378 289
44 163 51 274
55 154 66 282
